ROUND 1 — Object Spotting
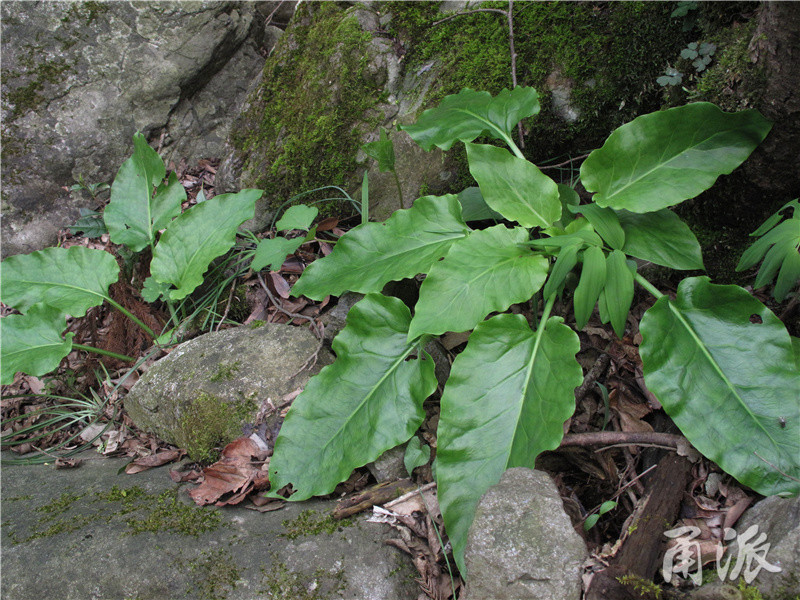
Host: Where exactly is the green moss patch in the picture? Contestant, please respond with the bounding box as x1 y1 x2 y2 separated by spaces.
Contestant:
4 485 222 545
231 3 385 215
177 549 240 600
175 392 256 464
280 509 354 540
259 559 347 600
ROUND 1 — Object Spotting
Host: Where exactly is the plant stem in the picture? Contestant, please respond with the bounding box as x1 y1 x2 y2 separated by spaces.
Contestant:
634 272 665 299
392 170 404 211
104 297 156 338
166 300 180 328
72 343 135 363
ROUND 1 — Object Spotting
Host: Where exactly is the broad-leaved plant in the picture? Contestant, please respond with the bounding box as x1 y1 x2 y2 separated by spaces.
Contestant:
266 88 800 576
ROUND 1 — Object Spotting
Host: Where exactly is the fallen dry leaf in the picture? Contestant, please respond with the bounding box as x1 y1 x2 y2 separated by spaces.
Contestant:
124 449 183 474
188 437 270 506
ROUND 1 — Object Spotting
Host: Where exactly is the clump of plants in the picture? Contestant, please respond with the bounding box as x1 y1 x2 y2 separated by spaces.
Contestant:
262 87 799 577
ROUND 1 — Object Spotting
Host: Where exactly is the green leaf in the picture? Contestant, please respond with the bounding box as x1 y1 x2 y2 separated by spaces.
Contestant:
404 437 431 476
292 195 470 300
543 243 580 300
574 246 607 329
555 184 580 229
140 278 173 304
437 313 582 575
466 143 560 228
251 237 305 273
276 204 318 232
1 246 119 317
750 199 799 237
738 219 799 272
604 250 635 338
104 132 184 252
148 189 261 301
640 277 800 496
409 225 548 339
599 500 617 515
616 209 704 270
581 103 771 212
773 244 800 302
69 209 108 238
792 337 800 370
1 305 74 384
362 127 396 172
737 208 800 301
400 87 540 152
457 187 503 222
268 294 437 500
568 203 625 249
583 514 600 531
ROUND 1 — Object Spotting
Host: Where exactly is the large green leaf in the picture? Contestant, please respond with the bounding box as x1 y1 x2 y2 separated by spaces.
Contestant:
400 87 540 152
437 313 582 575
617 209 704 270
640 277 800 496
457 187 503 222
147 189 261 301
466 143 560 228
1 305 73 384
603 250 635 338
104 132 184 252
408 225 548 339
1 246 119 317
268 294 437 500
581 103 771 212
292 195 470 300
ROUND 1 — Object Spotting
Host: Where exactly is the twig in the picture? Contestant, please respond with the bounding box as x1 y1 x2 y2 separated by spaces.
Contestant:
264 0 286 27
583 464 657 522
256 273 325 377
574 353 611 402
216 282 237 332
383 481 437 509
539 153 591 170
560 432 686 448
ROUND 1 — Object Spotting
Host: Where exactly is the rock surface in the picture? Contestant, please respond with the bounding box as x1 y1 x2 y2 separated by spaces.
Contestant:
1 451 418 600
462 467 587 600
124 324 332 461
732 494 800 598
1 1 272 256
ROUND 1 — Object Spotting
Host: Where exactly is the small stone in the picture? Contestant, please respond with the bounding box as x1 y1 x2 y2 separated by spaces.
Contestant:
462 467 587 600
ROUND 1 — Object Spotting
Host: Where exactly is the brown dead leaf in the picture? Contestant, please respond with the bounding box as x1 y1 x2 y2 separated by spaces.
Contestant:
609 388 653 434
188 437 270 506
54 457 82 469
316 217 339 232
269 272 291 299
124 449 184 474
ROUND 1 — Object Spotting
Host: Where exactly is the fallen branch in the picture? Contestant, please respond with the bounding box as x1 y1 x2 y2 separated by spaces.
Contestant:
560 431 686 449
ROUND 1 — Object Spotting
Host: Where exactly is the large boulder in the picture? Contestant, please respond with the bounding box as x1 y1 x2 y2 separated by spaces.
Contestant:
218 2 691 227
462 467 587 600
124 323 332 462
1 1 273 256
1 450 419 600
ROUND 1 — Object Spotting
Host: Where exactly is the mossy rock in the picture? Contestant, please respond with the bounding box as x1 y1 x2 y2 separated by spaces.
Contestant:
221 1 694 226
123 324 333 463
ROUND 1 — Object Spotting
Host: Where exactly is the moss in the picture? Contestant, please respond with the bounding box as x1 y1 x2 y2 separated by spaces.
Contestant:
176 392 250 463
280 509 354 540
60 1 109 26
259 559 347 600
616 574 663 599
209 361 241 382
385 1 688 162
249 320 267 329
5 485 222 545
181 549 241 600
231 3 385 217
3 57 74 120
693 18 764 111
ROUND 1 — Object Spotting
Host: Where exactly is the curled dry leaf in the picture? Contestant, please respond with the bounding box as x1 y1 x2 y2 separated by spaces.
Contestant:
124 449 183 474
188 437 270 506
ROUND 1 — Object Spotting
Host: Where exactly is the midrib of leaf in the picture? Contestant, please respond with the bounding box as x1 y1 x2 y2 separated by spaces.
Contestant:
602 127 737 201
135 154 155 247
505 315 551 469
314 341 421 463
350 230 468 277
666 301 779 448
455 109 522 158
4 340 69 358
9 279 109 305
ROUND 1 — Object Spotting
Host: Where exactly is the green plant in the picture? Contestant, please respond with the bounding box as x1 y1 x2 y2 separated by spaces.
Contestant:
0 132 263 383
265 87 799 576
737 198 800 302
657 41 716 88
362 126 403 211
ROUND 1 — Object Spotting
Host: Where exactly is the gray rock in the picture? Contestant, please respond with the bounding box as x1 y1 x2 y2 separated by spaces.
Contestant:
124 324 332 460
1 1 271 256
462 467 587 600
367 443 409 483
733 494 800 598
1 451 418 600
